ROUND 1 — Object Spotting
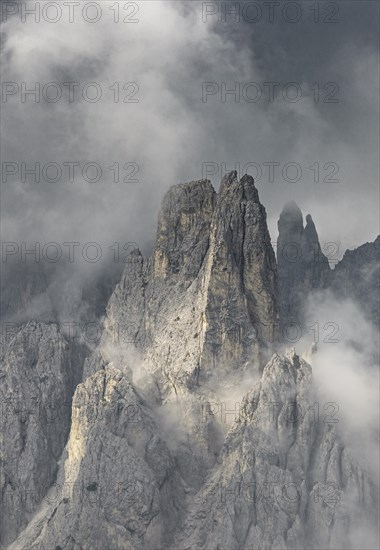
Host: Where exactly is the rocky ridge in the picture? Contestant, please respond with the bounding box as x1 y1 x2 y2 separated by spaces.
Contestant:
104 172 278 397
0 322 85 547
277 201 379 330
277 201 331 328
2 173 379 549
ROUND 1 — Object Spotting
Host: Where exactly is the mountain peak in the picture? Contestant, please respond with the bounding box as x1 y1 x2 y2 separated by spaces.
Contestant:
220 169 238 188
106 172 278 395
280 200 303 219
277 203 330 326
4 174 379 550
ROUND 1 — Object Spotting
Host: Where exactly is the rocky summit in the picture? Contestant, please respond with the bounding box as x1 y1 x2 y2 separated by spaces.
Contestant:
2 173 379 550
277 201 331 328
104 171 278 396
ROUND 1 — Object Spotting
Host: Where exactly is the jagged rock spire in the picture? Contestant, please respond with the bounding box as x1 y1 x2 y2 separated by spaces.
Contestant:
105 172 279 395
277 202 330 328
6 177 379 550
331 234 380 326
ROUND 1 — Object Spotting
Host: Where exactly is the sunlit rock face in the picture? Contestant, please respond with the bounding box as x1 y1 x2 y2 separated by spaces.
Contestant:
8 364 187 550
9 351 378 550
4 174 379 550
105 172 279 398
0 322 84 547
176 349 378 550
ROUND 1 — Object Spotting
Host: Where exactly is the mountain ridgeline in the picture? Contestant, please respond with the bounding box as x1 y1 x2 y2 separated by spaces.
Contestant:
1 172 379 550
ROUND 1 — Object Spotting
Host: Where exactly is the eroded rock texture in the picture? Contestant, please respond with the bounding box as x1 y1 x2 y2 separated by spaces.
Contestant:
277 202 331 329
3 174 379 550
0 322 84 547
276 201 379 333
176 350 378 550
8 365 187 550
105 172 278 397
331 235 380 327
9 352 378 550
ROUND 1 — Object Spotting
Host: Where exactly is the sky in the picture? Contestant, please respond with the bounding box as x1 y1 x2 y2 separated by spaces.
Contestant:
0 5 379 543
1 0 379 267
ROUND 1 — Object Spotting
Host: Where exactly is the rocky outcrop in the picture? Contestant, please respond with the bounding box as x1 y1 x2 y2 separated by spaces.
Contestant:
105 172 279 398
4 174 378 550
175 350 379 550
331 235 380 327
277 201 379 331
0 257 123 325
0 322 84 547
277 202 331 328
8 365 187 550
10 350 378 550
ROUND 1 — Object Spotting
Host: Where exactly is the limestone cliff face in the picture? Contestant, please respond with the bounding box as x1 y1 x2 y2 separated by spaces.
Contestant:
331 235 380 327
277 202 331 328
277 202 379 330
9 352 378 550
176 350 378 550
105 172 278 397
0 322 84 547
8 365 187 550
4 175 379 550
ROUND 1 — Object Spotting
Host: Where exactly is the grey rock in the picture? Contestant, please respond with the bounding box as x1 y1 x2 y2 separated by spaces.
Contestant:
8 365 187 550
0 322 84 547
277 202 331 328
11 350 378 550
277 202 379 331
105 172 278 399
176 350 378 550
331 235 380 327
5 175 378 550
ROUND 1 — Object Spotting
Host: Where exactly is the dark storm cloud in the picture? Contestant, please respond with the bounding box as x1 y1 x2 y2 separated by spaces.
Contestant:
0 7 378 547
210 0 379 145
1 0 378 267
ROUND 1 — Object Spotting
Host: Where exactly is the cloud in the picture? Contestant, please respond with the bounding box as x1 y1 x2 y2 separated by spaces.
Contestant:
1 1 378 322
2 1 378 248
299 290 379 480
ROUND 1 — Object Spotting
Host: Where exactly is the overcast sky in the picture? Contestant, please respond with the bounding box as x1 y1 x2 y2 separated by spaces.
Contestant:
1 0 379 265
